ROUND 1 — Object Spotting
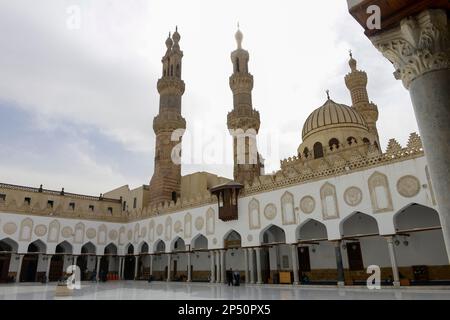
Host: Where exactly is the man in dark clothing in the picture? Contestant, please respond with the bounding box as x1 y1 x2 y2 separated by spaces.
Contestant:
226 268 233 286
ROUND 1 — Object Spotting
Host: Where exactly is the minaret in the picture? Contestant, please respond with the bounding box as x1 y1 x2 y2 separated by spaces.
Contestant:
148 28 186 207
344 52 380 145
227 26 263 184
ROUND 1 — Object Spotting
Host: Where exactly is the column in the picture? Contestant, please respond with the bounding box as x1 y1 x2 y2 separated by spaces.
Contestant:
167 253 171 282
291 245 299 285
118 257 122 279
73 255 78 266
248 248 255 284
45 255 52 282
121 257 125 279
210 251 215 283
255 248 263 285
96 256 101 281
134 255 139 280
220 250 226 284
244 248 249 284
187 252 192 282
215 251 220 284
370 9 450 263
334 241 345 287
386 236 400 287
16 254 23 283
150 255 154 277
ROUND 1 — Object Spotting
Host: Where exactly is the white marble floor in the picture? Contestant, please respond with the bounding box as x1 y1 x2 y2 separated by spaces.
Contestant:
1 281 450 300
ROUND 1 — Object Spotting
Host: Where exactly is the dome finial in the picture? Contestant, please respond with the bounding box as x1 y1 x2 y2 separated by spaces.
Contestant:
348 50 357 71
326 89 330 100
235 23 243 49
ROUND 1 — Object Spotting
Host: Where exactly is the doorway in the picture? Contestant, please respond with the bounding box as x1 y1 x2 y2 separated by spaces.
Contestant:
346 242 364 271
48 255 64 281
0 254 11 283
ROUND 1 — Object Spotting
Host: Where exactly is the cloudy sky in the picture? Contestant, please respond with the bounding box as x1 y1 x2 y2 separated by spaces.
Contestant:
0 0 418 195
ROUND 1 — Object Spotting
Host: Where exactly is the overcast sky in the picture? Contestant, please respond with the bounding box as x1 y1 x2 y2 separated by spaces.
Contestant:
0 0 418 195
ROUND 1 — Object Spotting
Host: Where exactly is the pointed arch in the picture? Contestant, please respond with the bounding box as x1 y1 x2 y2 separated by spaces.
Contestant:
104 243 117 255
28 239 46 253
81 241 96 254
394 203 441 231
47 220 60 243
281 191 296 225
138 241 149 253
0 237 18 252
19 218 33 241
206 208 215 235
74 222 85 244
259 224 286 245
223 230 242 248
125 243 135 255
296 219 328 241
191 234 208 250
368 171 393 213
153 239 166 253
171 237 186 251
248 198 261 229
340 212 379 237
55 240 73 254
184 213 192 238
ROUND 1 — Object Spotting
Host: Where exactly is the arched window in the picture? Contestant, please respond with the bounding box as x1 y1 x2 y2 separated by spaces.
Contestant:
374 141 379 150
171 191 177 203
170 65 173 76
236 58 240 72
176 64 180 77
347 137 356 145
329 138 340 150
303 147 309 159
313 142 324 159
363 138 370 145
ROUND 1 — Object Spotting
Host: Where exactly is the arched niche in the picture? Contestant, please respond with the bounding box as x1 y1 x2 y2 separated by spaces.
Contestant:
368 171 393 213
281 191 296 225
248 198 261 229
320 182 339 220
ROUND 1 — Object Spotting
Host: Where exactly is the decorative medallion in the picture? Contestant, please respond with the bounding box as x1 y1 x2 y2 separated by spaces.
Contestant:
344 187 363 207
397 175 421 198
61 226 73 238
127 230 132 241
195 217 204 231
156 224 163 236
263 203 277 220
3 222 17 235
300 196 315 214
213 238 217 245
34 224 47 237
108 230 118 241
174 221 182 233
247 235 253 242
86 228 96 239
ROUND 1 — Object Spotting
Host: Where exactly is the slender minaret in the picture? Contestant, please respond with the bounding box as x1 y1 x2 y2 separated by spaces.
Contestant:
344 52 380 145
148 28 186 207
227 26 263 184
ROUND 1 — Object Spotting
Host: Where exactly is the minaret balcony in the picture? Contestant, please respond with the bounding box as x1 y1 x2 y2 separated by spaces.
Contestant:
157 77 185 95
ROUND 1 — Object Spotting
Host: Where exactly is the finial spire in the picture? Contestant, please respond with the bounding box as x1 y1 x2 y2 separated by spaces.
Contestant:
349 49 352 58
235 24 243 49
326 90 330 100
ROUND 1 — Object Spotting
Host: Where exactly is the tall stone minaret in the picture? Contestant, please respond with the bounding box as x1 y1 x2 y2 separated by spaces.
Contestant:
344 52 380 145
149 28 186 207
227 27 263 184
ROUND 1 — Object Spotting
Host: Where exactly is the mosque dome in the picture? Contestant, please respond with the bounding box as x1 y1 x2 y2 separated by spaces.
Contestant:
302 98 368 140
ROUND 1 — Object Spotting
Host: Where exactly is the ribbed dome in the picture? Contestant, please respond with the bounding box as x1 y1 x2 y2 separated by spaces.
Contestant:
302 99 368 140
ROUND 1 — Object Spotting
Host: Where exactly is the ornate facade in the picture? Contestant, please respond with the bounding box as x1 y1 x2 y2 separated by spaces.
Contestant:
0 26 448 287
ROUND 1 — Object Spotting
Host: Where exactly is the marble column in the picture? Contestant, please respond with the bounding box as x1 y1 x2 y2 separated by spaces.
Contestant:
118 257 122 279
248 248 255 284
167 253 171 282
134 255 139 280
220 250 226 284
16 254 24 283
210 251 215 283
96 256 101 281
214 251 220 283
45 255 52 282
187 252 192 282
291 245 299 285
386 236 400 287
370 9 450 263
150 255 154 277
255 247 263 284
244 248 249 283
334 241 345 286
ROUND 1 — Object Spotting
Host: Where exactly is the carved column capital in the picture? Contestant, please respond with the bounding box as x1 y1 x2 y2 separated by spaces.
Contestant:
370 9 450 89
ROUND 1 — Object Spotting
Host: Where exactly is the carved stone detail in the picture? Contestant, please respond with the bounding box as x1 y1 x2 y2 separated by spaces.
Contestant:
108 230 118 241
86 228 96 239
344 187 363 207
263 203 277 220
34 224 47 237
397 175 421 198
300 196 315 214
61 226 73 239
3 222 17 235
371 10 450 89
195 217 204 231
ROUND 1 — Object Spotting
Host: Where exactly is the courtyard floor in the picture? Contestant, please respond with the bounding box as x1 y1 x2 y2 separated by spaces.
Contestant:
0 281 450 300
